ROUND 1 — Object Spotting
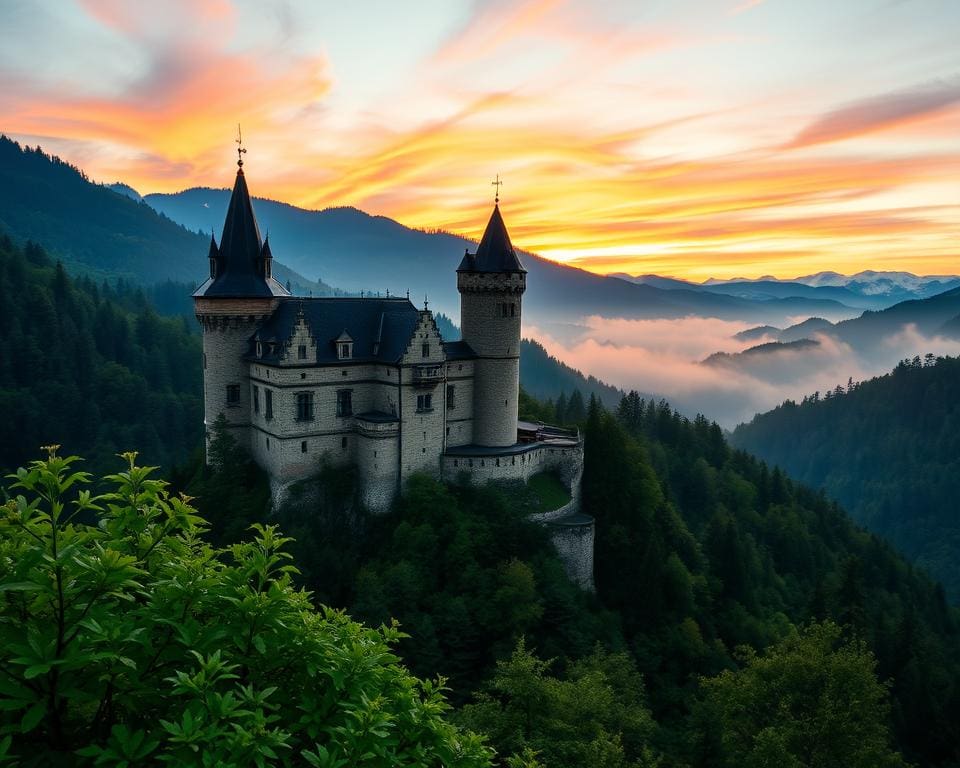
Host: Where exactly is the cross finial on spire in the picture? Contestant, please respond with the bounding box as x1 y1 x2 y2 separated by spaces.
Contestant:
236 124 247 168
491 174 503 204
424 294 429 311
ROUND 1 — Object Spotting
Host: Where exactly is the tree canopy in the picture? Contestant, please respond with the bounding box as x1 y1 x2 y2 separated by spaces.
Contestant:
732 355 960 600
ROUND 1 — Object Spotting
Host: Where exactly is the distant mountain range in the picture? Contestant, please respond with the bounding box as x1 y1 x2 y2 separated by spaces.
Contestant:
616 270 960 311
730 288 960 359
704 288 960 387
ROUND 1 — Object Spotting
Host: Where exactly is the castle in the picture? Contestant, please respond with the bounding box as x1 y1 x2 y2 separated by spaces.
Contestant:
194 158 593 589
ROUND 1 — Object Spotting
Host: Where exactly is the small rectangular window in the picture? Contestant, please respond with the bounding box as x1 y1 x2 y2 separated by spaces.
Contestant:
265 389 273 420
226 384 240 406
341 436 348 449
510 303 516 317
447 384 455 409
296 392 314 421
337 390 353 417
422 343 430 358
301 441 307 453
338 342 352 359
417 393 432 412
253 385 260 414
298 344 307 360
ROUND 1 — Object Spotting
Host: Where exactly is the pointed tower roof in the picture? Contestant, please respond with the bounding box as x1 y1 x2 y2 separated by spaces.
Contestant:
194 166 289 298
458 204 526 273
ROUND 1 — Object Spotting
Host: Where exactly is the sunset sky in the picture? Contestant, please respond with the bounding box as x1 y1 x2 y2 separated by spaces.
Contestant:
2 0 958 280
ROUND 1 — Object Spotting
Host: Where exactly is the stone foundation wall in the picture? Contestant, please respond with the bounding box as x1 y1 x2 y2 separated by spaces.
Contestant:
547 520 595 592
442 439 593 591
355 428 400 513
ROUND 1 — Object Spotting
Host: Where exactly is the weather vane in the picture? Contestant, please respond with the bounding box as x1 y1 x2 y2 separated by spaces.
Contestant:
491 174 503 204
236 124 247 168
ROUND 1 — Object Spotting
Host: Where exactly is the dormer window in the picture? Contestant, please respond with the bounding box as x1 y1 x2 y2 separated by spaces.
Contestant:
335 331 354 360
298 344 307 360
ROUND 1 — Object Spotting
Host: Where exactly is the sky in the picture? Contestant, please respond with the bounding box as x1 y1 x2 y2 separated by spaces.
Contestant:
1 0 958 281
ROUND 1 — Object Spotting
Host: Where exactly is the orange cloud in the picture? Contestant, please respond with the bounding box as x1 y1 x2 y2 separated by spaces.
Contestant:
785 77 960 149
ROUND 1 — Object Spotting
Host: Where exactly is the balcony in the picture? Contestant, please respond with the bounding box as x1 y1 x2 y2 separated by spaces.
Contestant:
411 364 444 388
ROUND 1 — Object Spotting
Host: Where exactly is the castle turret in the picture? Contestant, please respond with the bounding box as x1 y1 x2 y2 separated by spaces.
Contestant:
194 156 289 454
457 203 526 447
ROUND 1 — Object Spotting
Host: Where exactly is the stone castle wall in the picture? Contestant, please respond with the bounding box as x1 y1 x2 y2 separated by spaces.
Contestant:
442 440 582 487
397 312 447 480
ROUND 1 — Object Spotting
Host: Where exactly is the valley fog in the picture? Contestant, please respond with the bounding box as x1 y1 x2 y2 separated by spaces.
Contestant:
527 315 960 428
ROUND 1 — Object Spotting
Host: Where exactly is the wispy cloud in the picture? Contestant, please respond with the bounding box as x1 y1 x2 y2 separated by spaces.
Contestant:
785 77 960 148
729 0 766 16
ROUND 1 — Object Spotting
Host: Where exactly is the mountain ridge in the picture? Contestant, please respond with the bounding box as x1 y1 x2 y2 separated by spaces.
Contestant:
144 185 860 325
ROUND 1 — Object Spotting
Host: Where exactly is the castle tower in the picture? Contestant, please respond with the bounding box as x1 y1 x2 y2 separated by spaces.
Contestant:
457 203 526 447
193 156 289 454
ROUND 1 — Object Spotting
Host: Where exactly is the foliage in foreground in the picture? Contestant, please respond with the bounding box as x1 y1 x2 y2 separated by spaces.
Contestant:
0 449 492 767
701 621 908 768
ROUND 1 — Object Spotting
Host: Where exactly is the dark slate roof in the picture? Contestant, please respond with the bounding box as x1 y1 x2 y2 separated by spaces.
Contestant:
247 297 421 364
194 169 289 298
458 204 526 273
442 340 477 360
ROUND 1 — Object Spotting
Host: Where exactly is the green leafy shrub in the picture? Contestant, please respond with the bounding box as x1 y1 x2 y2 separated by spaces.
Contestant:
0 448 492 767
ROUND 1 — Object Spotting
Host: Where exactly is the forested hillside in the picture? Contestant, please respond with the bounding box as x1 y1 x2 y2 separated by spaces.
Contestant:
732 355 960 600
0 136 329 295
179 396 960 767
0 233 202 474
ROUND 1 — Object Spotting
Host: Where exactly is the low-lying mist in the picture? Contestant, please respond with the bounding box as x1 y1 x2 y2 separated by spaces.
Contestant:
526 316 960 429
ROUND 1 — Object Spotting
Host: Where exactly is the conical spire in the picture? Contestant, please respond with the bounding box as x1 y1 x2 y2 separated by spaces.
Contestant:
458 204 526 273
220 169 261 265
194 165 289 298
